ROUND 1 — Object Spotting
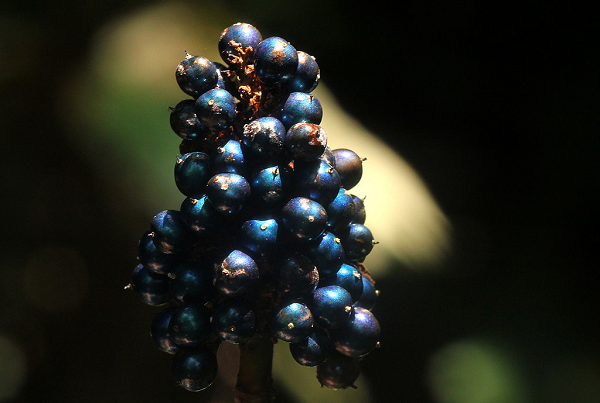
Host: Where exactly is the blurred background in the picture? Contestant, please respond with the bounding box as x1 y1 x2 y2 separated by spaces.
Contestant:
1 1 598 402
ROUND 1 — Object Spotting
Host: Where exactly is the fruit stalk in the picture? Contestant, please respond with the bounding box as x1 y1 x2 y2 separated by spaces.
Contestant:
235 334 275 403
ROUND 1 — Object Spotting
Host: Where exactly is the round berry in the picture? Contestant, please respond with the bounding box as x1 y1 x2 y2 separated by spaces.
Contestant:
340 223 375 261
326 188 356 232
195 88 237 130
238 218 280 259
332 149 363 190
254 37 298 85
289 327 331 366
150 210 191 254
168 304 213 347
130 264 171 306
175 54 218 98
319 263 363 304
274 253 319 297
310 285 353 329
249 165 291 208
170 99 207 140
206 173 251 215
242 117 285 163
218 23 262 65
281 197 328 241
150 306 180 354
169 261 215 305
174 152 211 196
351 195 366 225
306 231 345 277
285 51 320 93
329 307 380 358
212 298 256 344
211 139 246 176
285 122 327 162
279 92 322 129
294 159 341 207
180 194 220 236
171 346 218 392
316 351 361 389
138 230 178 275
213 250 260 297
271 300 313 343
354 274 378 311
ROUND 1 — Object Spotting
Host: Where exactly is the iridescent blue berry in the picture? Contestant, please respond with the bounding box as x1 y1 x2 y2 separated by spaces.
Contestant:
169 261 215 305
238 218 280 259
205 173 251 215
138 230 178 275
213 250 260 297
289 327 331 366
281 197 328 241
130 264 171 306
293 159 341 206
175 54 218 98
285 123 327 162
354 274 378 310
271 300 313 343
340 223 375 261
150 209 191 254
249 165 291 208
310 285 353 329
319 263 363 304
274 253 319 297
212 298 256 344
218 23 262 65
330 307 380 358
326 188 356 232
170 99 207 140
211 139 246 176
316 351 361 389
254 37 298 85
168 303 213 347
195 88 237 130
180 194 220 236
351 195 366 225
171 346 218 392
174 152 211 196
306 231 345 277
150 306 180 354
242 117 285 163
332 149 363 190
285 51 320 93
279 92 322 129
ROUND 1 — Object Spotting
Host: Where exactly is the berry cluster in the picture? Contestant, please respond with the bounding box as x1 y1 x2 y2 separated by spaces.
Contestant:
128 22 380 393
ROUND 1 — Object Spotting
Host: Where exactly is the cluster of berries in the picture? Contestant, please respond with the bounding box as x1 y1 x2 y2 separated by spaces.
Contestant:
129 22 380 393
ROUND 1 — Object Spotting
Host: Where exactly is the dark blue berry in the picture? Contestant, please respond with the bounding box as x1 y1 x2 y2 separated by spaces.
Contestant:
205 173 251 215
294 159 341 206
171 346 218 392
354 274 378 310
330 307 380 358
306 231 345 277
281 197 328 241
310 285 353 329
285 123 327 162
138 230 178 275
195 88 237 130
249 165 291 208
326 188 356 232
351 195 366 225
320 146 336 168
213 62 238 95
238 218 280 259
279 92 322 129
332 149 363 190
319 263 363 304
170 99 207 140
150 306 180 354
285 51 320 93
316 351 361 389
130 264 171 306
218 23 262 65
289 327 331 366
150 210 191 254
169 261 215 304
274 253 319 297
168 303 213 347
254 37 298 85
175 54 218 98
174 152 211 196
340 223 374 261
180 194 220 236
211 139 246 176
213 250 260 297
271 300 313 343
212 298 256 344
242 117 285 163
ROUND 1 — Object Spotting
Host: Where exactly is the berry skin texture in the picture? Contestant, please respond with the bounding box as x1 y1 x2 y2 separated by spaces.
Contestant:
340 223 375 261
306 231 345 278
171 346 219 392
150 307 181 354
218 23 262 65
326 188 356 232
271 300 314 343
180 194 220 236
175 54 218 98
213 250 260 297
319 263 363 304
294 159 341 210
242 117 286 163
195 88 237 130
285 123 327 162
170 99 207 140
211 139 246 176
330 307 380 358
282 197 328 241
238 218 280 259
212 298 256 344
309 285 353 329
137 230 178 275
354 275 378 310
316 351 361 389
205 173 251 215
254 37 298 85
130 264 171 306
289 327 332 366
275 253 319 297
279 92 323 129
332 149 363 190
174 152 211 196
168 304 213 347
285 51 320 93
169 261 215 305
150 209 191 254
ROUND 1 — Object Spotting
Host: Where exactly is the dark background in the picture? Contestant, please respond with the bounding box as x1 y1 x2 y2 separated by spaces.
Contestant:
1 1 598 402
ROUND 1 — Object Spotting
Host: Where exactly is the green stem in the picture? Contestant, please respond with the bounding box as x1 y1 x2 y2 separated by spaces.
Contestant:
235 334 275 403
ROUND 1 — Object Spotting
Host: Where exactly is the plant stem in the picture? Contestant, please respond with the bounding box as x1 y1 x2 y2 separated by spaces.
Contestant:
235 333 275 403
